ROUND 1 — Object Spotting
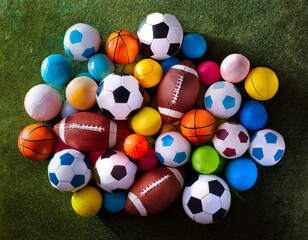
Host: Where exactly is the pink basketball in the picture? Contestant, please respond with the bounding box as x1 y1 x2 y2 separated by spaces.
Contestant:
197 61 221 86
220 54 250 83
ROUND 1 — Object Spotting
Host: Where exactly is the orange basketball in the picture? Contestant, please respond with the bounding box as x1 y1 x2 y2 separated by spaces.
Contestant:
180 109 217 143
105 30 139 65
18 124 57 161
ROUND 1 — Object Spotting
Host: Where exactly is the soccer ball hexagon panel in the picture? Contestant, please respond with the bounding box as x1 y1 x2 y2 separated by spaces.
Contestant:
48 149 91 192
96 73 144 120
182 174 231 224
137 12 183 60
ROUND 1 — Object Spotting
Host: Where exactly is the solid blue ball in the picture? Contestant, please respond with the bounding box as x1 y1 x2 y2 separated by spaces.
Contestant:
76 72 94 80
102 191 126 213
88 54 114 82
225 158 258 191
181 33 207 59
238 100 268 131
160 57 180 73
41 54 72 86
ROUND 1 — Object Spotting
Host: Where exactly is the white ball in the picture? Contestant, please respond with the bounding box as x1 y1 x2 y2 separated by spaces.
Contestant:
204 81 242 119
137 12 183 60
94 151 138 192
212 122 250 159
182 174 231 224
155 131 191 167
64 23 101 61
24 84 62 121
48 149 91 192
249 129 285 166
60 100 79 118
96 73 144 120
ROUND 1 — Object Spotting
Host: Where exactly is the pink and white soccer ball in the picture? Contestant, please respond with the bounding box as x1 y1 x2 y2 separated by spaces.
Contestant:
24 84 62 121
93 151 138 192
212 122 250 159
204 81 242 119
249 129 285 166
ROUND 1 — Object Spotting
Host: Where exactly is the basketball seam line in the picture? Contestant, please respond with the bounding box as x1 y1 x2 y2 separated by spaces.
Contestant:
180 121 217 129
106 33 137 46
113 31 121 62
119 34 130 63
18 143 51 155
193 110 201 143
264 69 270 98
19 138 57 142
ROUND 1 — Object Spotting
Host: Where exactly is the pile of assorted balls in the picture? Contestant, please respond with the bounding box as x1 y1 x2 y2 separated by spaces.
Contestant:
18 12 286 224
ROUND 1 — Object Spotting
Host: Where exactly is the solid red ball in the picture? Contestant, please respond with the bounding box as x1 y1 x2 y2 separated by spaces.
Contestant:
136 149 158 171
124 134 149 159
197 61 221 86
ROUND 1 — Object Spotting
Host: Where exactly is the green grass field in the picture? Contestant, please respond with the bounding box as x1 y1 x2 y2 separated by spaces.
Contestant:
0 0 307 239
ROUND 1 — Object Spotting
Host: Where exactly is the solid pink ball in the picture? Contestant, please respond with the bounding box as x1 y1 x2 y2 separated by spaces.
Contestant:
136 149 158 171
220 53 250 83
197 61 221 86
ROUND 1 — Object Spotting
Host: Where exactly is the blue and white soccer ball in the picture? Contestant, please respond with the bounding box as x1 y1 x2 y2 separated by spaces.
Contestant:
48 149 91 192
63 23 101 61
249 129 285 166
204 81 242 119
155 131 191 167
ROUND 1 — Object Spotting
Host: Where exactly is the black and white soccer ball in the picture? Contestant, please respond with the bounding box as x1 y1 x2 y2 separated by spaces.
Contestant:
96 73 144 120
137 12 183 61
93 151 138 193
182 174 231 224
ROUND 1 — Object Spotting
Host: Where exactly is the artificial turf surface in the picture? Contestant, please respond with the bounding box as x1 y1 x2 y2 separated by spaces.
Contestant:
0 0 307 239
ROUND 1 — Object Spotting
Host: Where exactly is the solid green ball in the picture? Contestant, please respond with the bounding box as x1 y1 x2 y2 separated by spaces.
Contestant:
191 146 224 174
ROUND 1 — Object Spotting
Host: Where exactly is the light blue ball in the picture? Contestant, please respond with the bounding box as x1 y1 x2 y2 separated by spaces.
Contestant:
238 100 267 131
88 54 114 82
102 192 126 213
160 57 180 73
225 158 258 191
181 33 207 59
41 54 72 86
76 72 94 80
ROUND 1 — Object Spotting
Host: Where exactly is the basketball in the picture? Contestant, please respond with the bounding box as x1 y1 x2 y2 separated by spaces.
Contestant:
180 109 217 144
244 67 279 100
105 30 139 65
18 124 57 161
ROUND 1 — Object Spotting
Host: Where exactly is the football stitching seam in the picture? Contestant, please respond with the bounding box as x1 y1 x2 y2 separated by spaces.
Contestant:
170 73 184 106
69 123 105 132
141 174 170 195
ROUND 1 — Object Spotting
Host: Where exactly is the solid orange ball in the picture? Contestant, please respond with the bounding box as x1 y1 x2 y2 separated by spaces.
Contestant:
181 109 217 144
18 124 57 161
124 134 149 159
105 30 139 65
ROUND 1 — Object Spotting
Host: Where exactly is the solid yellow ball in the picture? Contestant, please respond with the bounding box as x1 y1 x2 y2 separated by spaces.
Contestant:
244 67 279 100
131 106 162 136
71 185 102 217
134 59 163 88
66 76 98 110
